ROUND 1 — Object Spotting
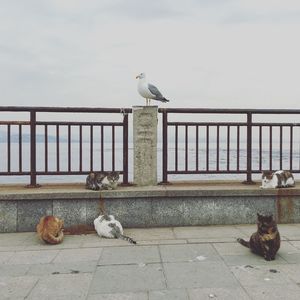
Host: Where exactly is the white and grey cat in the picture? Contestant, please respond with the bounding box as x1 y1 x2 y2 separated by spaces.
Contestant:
94 214 136 244
261 170 295 189
102 171 120 190
86 171 119 191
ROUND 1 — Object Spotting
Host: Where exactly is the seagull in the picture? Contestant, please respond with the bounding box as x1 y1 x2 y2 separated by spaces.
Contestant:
136 73 170 106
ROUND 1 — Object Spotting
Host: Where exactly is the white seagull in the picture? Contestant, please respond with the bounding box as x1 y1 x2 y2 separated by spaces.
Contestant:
136 73 170 106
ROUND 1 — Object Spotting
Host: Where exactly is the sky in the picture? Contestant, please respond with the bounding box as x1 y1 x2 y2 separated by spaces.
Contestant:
1 0 300 109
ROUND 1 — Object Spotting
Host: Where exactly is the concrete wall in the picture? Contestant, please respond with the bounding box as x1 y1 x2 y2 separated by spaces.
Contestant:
1 187 300 232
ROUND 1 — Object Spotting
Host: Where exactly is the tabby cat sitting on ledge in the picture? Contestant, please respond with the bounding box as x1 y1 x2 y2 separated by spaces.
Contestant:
237 213 280 261
85 171 120 191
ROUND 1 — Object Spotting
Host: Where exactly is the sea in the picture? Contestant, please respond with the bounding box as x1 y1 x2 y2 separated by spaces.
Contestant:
0 141 299 185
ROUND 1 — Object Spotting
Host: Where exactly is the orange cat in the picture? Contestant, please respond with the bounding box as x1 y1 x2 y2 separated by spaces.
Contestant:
36 216 64 244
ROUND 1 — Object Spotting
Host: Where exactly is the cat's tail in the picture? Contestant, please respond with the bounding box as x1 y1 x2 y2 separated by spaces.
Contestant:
237 238 250 248
118 233 137 244
110 223 137 244
43 231 64 244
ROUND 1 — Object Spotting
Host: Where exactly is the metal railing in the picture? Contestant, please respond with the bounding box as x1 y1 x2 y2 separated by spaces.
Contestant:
2 106 300 186
0 106 132 187
159 108 300 184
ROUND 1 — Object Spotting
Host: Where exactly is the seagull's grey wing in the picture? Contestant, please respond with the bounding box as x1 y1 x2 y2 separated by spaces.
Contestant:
148 83 164 99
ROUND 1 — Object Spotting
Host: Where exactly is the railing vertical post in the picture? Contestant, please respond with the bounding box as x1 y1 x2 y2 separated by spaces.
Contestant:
122 113 129 185
243 112 255 184
27 110 40 187
162 110 169 184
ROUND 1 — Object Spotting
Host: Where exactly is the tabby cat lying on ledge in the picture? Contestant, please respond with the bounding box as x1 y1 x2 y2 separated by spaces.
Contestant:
261 170 295 189
237 213 280 261
36 216 64 245
85 171 120 191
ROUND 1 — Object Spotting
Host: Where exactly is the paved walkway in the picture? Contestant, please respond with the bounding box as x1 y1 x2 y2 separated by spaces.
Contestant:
1 224 300 299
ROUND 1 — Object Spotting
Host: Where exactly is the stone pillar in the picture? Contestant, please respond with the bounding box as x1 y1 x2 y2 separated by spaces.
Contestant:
133 106 158 186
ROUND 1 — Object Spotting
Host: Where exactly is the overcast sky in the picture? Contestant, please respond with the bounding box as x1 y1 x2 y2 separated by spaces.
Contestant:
1 0 300 109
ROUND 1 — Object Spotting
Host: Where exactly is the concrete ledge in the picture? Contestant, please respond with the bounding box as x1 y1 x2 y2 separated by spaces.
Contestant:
1 181 300 232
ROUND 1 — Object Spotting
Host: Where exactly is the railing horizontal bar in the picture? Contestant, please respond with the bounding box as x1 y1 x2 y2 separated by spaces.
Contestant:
37 121 124 126
252 123 300 126
168 122 300 127
35 171 124 175
168 122 246 126
0 121 30 125
168 170 247 174
159 108 300 114
0 106 132 113
0 172 31 175
167 170 300 174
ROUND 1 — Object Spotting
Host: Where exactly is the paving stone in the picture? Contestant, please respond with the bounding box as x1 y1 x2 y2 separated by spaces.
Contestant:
53 248 102 263
222 254 287 266
138 239 187 246
277 252 300 264
0 264 30 276
289 240 300 249
276 263 300 283
277 224 300 235
235 225 257 236
0 251 15 264
0 275 39 299
188 287 251 300
6 249 59 264
149 289 189 300
82 238 132 248
88 292 148 300
278 241 300 253
29 296 85 300
230 264 295 287
173 226 244 239
243 284 300 300
99 245 160 265
1 224 300 299
27 273 92 299
125 227 176 240
89 264 166 294
187 237 238 243
24 233 85 250
0 232 34 247
213 242 251 256
163 261 239 289
159 243 221 263
27 260 97 276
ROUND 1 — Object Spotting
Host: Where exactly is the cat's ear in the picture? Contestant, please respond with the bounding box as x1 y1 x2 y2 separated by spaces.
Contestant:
257 213 262 220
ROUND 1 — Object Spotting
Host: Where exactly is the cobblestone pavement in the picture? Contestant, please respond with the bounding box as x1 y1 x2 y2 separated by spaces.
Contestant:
1 224 300 299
